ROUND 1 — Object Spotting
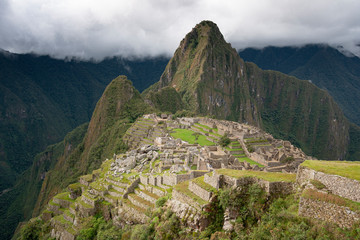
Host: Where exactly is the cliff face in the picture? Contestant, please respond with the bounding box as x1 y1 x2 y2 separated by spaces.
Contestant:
158 21 257 125
150 20 349 159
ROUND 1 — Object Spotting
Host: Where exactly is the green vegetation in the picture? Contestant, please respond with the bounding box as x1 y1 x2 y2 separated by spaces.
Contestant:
240 44 360 126
237 157 265 168
217 169 296 182
301 160 360 181
147 86 184 114
169 128 214 146
54 192 74 202
218 134 231 147
192 176 217 193
310 179 326 190
174 181 208 206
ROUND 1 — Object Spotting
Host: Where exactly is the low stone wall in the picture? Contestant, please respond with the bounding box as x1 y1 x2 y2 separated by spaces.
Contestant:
298 197 360 228
168 199 208 230
297 166 360 202
51 228 75 240
190 171 208 179
188 181 213 201
123 178 140 198
172 189 202 210
119 202 149 224
256 180 294 196
135 189 157 204
208 159 222 168
204 172 221 189
140 175 148 185
205 173 294 195
248 153 269 167
162 174 177 186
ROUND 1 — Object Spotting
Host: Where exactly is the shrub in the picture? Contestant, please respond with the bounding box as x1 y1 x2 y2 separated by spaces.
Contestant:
19 219 43 240
310 179 326 190
281 156 295 163
155 196 168 208
219 134 231 147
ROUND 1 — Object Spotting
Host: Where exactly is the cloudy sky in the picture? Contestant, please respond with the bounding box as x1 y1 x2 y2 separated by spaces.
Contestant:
0 0 359 60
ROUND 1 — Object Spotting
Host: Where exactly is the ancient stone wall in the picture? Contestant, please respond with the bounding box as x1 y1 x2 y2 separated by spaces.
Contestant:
204 172 221 189
123 178 140 198
172 189 202 210
298 197 360 228
297 166 360 202
188 181 213 201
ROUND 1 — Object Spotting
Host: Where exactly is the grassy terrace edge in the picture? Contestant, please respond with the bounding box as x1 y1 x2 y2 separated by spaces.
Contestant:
301 160 360 181
216 169 296 182
302 189 360 212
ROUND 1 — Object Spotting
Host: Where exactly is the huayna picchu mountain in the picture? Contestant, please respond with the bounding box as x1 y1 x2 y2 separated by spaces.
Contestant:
145 20 349 160
7 20 360 239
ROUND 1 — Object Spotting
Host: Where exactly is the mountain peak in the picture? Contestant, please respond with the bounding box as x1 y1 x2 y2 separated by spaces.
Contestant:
179 20 226 55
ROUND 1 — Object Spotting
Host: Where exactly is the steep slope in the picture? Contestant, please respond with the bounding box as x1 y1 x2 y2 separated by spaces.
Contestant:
0 75 152 240
0 52 167 192
145 21 350 160
33 75 152 215
239 45 360 125
0 123 88 240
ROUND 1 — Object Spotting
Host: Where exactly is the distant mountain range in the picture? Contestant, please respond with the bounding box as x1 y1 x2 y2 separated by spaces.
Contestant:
0 52 167 191
239 45 360 126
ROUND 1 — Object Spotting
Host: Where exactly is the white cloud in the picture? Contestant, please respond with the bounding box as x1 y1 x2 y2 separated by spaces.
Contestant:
0 0 359 59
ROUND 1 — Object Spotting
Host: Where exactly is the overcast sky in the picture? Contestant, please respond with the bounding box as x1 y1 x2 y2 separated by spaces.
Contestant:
0 0 359 60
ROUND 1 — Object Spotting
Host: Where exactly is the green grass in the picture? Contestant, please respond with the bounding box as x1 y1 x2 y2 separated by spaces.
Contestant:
225 147 243 151
54 192 74 202
237 157 264 168
194 123 212 130
174 181 208 206
301 160 360 181
232 154 246 157
170 128 214 146
123 199 147 213
192 176 217 193
216 169 296 182
192 125 208 134
81 174 93 182
128 193 154 207
90 180 107 192
76 198 93 209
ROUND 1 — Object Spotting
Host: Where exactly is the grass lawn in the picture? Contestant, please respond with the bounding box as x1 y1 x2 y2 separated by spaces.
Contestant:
237 157 264 168
216 169 296 182
301 160 360 181
170 128 214 146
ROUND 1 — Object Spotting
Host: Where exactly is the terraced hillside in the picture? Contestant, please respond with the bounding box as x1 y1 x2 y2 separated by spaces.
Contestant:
17 115 360 239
